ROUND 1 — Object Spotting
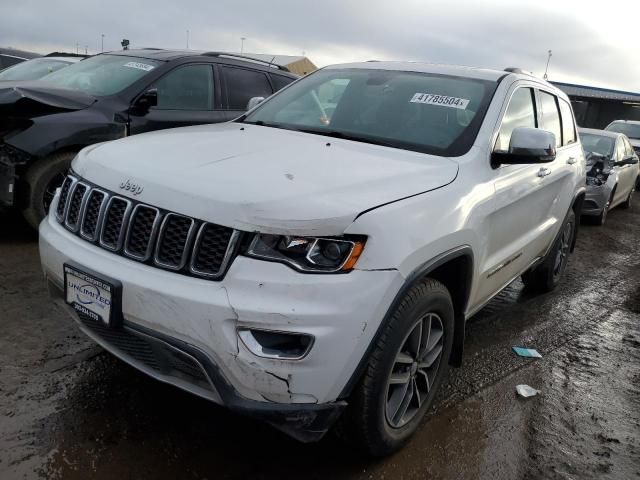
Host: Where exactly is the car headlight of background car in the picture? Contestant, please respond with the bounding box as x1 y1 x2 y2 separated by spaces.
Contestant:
247 234 365 273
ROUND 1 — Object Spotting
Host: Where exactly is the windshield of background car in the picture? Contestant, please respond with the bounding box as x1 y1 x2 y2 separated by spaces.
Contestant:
0 58 71 81
605 122 640 140
40 54 161 96
244 68 497 156
580 133 614 157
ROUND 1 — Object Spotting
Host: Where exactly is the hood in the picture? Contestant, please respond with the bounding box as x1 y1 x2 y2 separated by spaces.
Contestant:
628 138 640 149
73 123 459 235
0 83 96 118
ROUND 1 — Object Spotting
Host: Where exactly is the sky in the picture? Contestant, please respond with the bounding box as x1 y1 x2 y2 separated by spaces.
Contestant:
2 0 639 92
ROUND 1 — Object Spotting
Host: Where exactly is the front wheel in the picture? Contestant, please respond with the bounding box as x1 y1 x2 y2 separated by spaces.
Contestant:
522 209 575 293
621 187 634 209
22 151 75 229
341 279 454 457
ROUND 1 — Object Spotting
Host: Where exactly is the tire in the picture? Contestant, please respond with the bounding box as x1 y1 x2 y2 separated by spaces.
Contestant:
594 194 612 226
620 186 634 209
341 278 455 457
521 209 575 293
21 151 75 229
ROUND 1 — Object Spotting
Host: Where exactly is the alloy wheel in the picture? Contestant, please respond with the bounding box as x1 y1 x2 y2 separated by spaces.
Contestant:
385 313 444 428
553 221 573 278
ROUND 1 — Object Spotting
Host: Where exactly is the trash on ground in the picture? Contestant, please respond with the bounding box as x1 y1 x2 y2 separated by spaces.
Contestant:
512 347 542 358
516 384 540 398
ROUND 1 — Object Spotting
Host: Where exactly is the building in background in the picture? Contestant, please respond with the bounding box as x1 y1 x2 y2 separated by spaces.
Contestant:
552 82 640 129
241 53 317 76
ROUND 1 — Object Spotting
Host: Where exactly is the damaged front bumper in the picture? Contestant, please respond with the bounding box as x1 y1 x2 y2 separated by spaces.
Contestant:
46 278 346 442
39 195 403 441
582 184 611 216
0 142 30 207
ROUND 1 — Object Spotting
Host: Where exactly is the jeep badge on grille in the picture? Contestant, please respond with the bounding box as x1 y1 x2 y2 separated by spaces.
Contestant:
119 179 144 196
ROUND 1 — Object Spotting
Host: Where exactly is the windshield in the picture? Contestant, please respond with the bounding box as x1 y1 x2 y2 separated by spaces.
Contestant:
0 58 71 81
580 133 614 157
40 54 161 96
244 68 497 156
605 122 640 140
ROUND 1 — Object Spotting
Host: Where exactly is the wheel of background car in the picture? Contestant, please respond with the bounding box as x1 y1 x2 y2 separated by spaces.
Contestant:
621 187 634 209
594 195 611 226
340 278 454 457
521 209 575 293
22 151 76 230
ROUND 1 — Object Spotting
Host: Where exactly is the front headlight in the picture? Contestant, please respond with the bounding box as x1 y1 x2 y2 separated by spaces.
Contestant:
246 234 365 273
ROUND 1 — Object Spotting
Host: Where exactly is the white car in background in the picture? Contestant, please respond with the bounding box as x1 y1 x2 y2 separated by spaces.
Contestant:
40 62 586 456
579 128 639 225
0 55 83 82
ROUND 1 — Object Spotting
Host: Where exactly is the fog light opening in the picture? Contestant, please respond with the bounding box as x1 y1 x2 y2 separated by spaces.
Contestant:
238 328 314 360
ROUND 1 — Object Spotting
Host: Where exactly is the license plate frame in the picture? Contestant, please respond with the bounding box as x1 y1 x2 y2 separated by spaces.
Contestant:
63 263 123 328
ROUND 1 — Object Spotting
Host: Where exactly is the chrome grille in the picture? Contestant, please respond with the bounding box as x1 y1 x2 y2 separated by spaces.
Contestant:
100 197 131 251
65 182 88 231
80 189 107 241
56 174 238 280
55 176 75 220
124 205 160 261
155 214 195 269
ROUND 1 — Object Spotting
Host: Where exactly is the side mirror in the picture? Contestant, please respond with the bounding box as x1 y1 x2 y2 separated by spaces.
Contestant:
492 127 556 167
132 88 158 114
246 96 265 111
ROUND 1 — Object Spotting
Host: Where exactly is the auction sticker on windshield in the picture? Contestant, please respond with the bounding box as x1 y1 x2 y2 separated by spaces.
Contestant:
64 265 113 325
123 61 155 72
410 93 469 110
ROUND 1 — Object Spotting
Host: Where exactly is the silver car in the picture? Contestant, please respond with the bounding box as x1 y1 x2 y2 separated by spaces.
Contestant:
579 128 639 225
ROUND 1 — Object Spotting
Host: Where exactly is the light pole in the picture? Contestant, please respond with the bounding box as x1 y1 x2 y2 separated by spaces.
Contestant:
543 49 552 80
101 34 104 52
186 29 190 49
240 37 246 54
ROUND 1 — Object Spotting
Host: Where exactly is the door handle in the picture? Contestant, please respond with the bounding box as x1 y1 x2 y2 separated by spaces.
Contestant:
567 157 577 165
537 167 552 178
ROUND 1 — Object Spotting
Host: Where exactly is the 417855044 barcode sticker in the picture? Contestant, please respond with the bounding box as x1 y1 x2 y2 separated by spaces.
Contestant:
410 93 470 110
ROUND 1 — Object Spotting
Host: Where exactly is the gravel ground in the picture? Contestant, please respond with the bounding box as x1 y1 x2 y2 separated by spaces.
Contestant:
0 198 639 479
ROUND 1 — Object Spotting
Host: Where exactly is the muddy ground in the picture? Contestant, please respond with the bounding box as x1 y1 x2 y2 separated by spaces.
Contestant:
1 199 639 480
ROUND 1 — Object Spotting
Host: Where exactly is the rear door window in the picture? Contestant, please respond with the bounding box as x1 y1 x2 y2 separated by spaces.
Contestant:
539 91 562 147
558 99 576 146
495 87 536 152
222 66 273 110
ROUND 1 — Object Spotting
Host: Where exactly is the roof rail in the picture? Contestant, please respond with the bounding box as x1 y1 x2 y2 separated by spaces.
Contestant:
504 67 535 76
202 52 290 72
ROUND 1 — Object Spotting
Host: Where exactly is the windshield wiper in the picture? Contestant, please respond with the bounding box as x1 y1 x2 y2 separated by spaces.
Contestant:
293 128 398 148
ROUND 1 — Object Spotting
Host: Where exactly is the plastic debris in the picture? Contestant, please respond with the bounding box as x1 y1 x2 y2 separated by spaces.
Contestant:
512 347 542 358
516 384 540 398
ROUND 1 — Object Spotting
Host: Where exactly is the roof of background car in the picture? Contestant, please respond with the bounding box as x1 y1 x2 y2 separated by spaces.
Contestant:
324 61 553 83
0 47 41 59
579 128 622 139
608 119 640 126
103 49 199 60
101 49 297 76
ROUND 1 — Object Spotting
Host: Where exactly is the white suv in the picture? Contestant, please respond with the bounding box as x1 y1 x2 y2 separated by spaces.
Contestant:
40 63 586 456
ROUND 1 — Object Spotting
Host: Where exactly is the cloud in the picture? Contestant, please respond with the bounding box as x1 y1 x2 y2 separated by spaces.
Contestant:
1 0 638 91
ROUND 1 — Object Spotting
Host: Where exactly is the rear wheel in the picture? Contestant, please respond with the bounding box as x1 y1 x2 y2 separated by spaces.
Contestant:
522 209 575 293
341 279 454 457
22 151 75 229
